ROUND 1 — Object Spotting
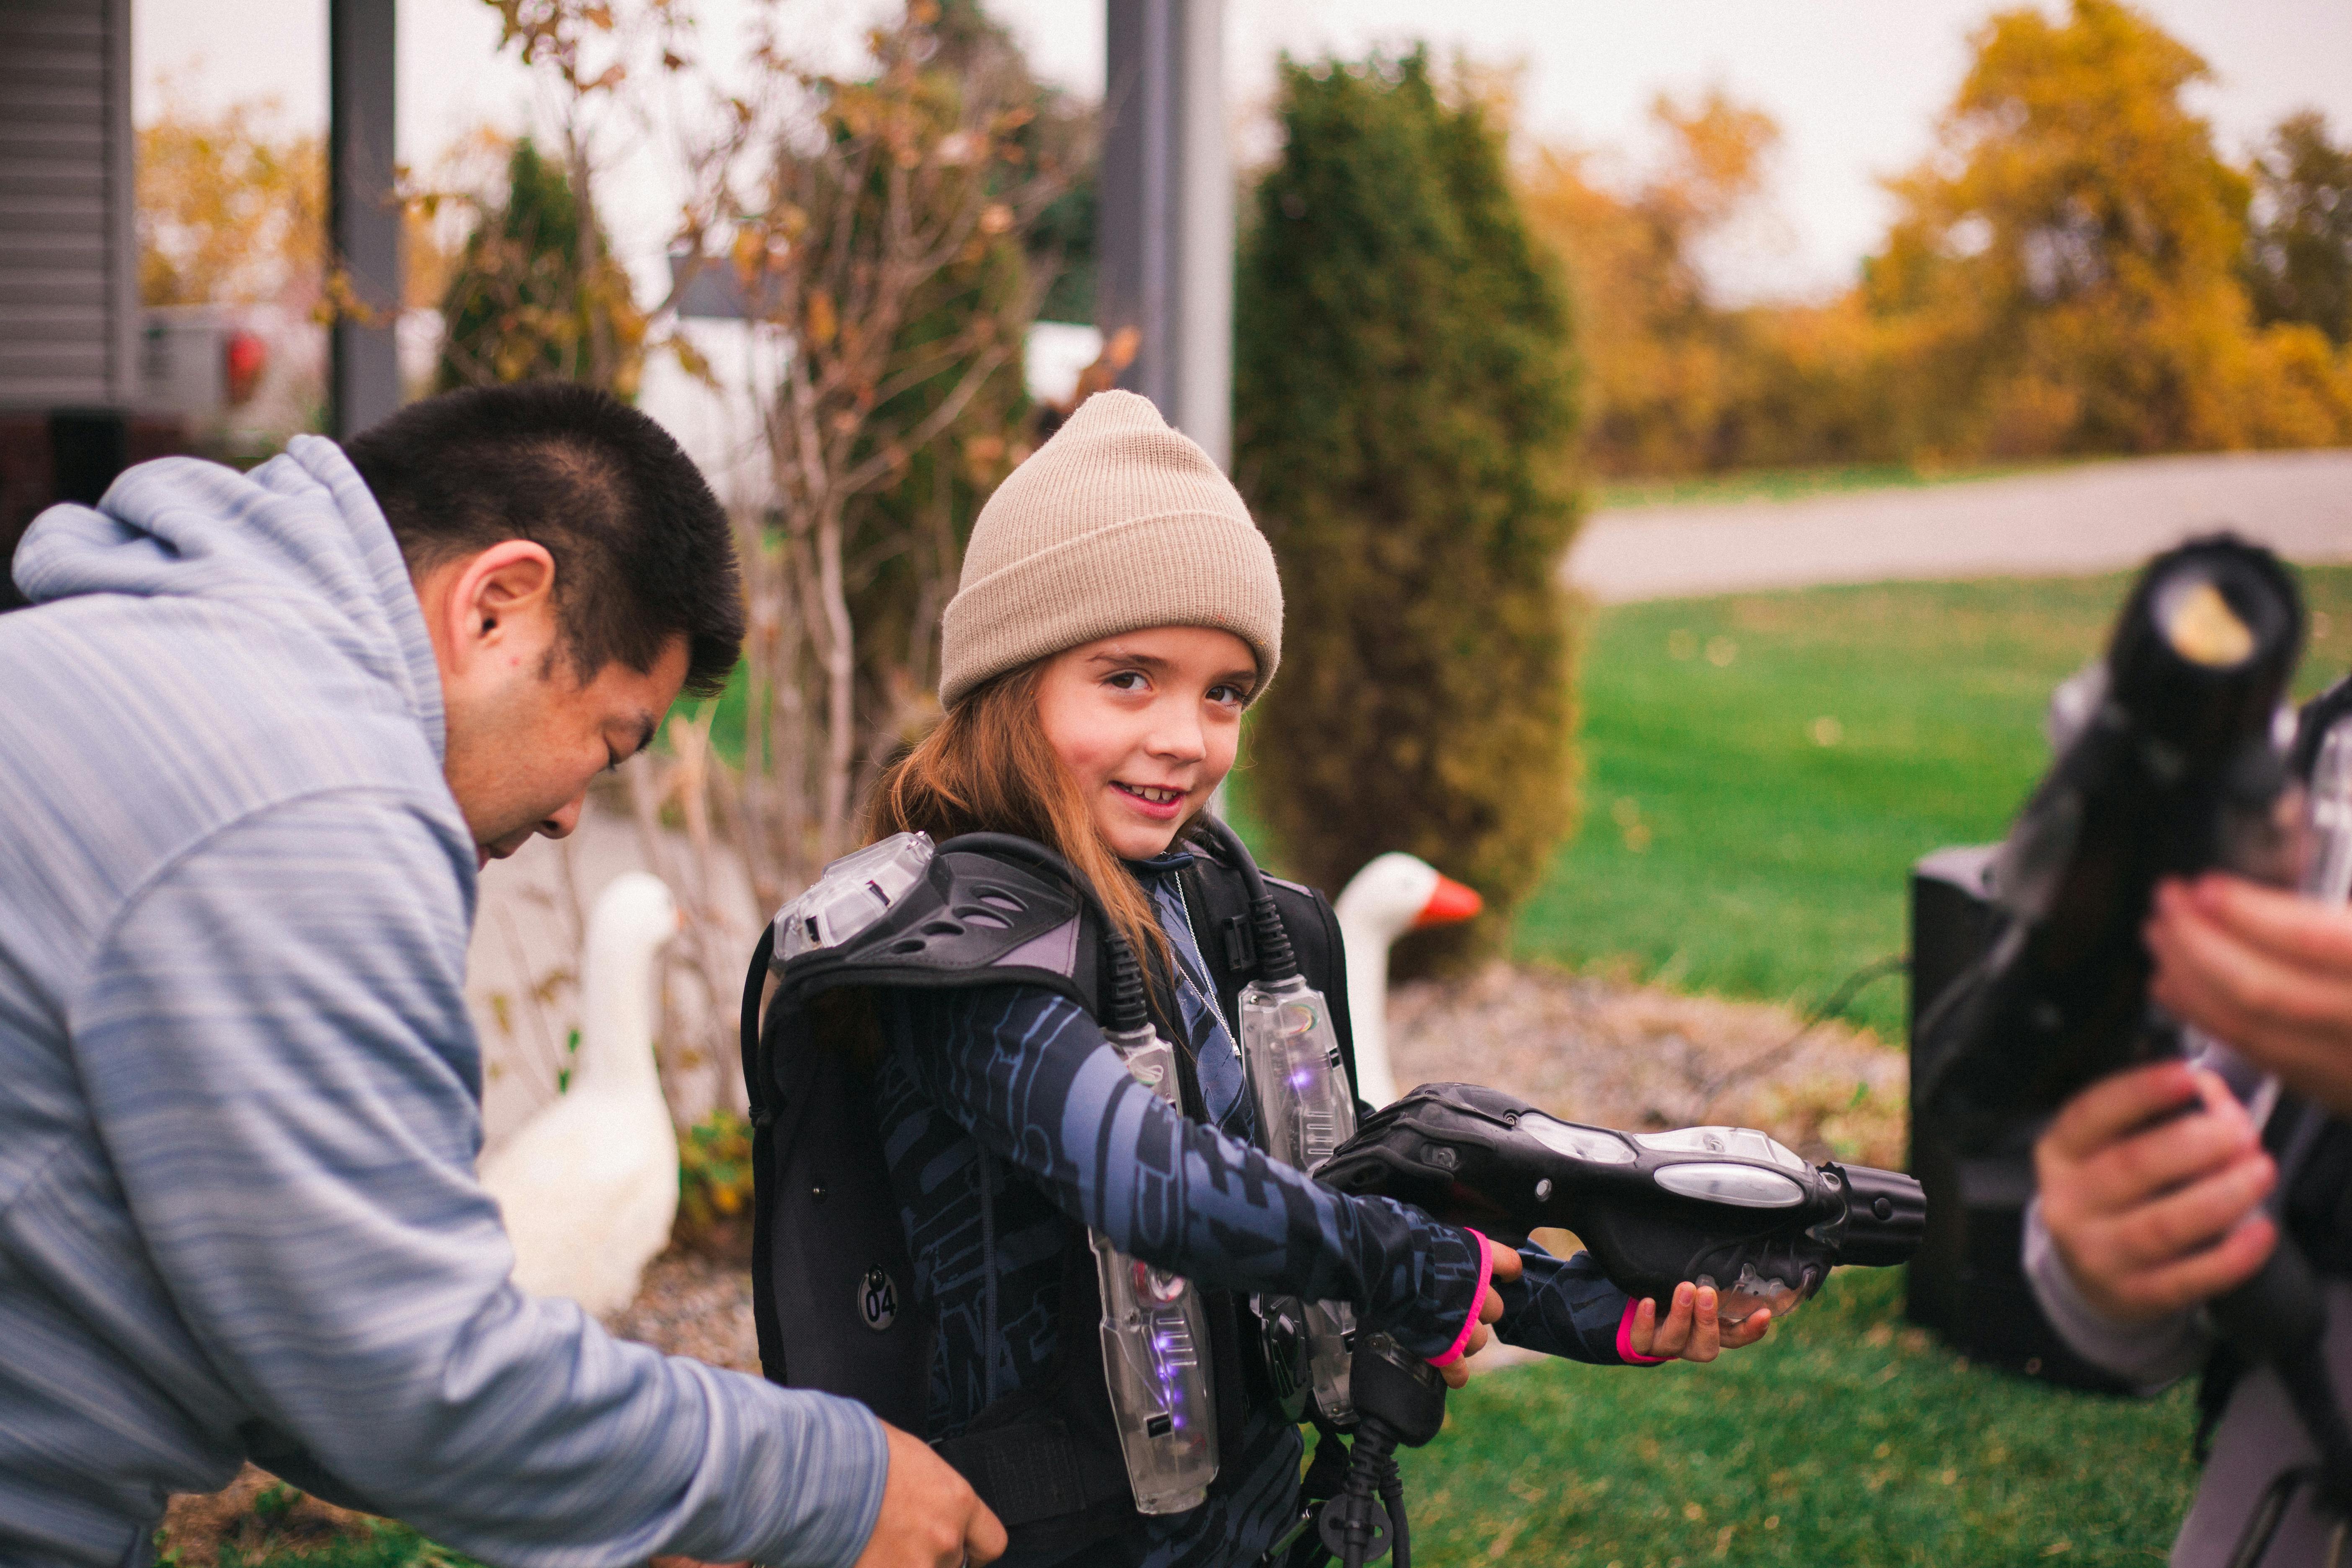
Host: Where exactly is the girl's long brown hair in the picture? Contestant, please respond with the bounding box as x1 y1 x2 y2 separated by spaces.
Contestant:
865 662 1174 981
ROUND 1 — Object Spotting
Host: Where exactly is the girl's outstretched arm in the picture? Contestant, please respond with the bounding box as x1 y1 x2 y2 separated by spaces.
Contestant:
882 984 1485 1361
1498 1251 1773 1365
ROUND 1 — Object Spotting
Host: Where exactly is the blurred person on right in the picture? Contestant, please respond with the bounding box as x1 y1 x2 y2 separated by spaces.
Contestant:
2027 870 2352 1565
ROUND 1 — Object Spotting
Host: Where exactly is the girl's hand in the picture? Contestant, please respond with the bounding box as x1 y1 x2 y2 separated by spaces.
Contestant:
1436 1246 1524 1389
1626 1282 1773 1362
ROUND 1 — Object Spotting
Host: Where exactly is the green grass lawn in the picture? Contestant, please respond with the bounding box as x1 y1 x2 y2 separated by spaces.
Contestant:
1514 568 2352 1040
1403 1265 2198 1567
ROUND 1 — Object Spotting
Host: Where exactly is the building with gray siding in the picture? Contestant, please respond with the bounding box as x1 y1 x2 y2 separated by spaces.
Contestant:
0 0 137 409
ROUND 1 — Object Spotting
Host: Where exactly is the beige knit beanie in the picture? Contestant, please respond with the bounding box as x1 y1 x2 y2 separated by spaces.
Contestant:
939 389 1283 708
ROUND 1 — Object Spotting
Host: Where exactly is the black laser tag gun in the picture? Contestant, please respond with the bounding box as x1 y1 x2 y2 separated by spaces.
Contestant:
1320 1082 1925 1326
1297 1091 1922 1566
1296 1085 1921 1568
1919 534 2307 1141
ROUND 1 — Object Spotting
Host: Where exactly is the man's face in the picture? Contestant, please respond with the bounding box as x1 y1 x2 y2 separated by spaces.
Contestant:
417 541 689 869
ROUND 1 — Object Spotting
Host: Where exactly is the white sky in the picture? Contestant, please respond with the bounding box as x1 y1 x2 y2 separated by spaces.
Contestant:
136 0 2352 303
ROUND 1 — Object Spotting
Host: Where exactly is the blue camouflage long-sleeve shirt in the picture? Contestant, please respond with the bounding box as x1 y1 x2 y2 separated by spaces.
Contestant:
870 853 1645 1568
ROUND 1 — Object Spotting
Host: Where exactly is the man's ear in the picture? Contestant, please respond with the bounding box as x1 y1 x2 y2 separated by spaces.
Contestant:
442 539 557 675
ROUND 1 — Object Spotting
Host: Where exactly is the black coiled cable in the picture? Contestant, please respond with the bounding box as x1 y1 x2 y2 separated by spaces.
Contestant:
1192 813 1298 983
1320 1421 1390 1568
1375 1450 1411 1568
1318 1335 1447 1568
1326 1420 1411 1568
1316 1416 1413 1568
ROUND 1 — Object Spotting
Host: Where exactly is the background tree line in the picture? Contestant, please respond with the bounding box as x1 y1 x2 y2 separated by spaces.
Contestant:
128 0 2352 996
139 0 2352 487
1533 0 2352 477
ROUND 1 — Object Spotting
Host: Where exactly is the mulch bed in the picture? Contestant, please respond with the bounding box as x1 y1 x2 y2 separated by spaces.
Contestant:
1387 960 1907 1171
599 1238 760 1375
159 1470 376 1568
158 965 1906 1558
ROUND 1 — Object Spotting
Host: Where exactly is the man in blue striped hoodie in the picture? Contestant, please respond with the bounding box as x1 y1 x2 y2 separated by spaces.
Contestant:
0 384 1001 1568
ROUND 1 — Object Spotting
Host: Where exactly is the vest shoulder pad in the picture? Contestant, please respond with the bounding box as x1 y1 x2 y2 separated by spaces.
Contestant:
769 832 1098 1006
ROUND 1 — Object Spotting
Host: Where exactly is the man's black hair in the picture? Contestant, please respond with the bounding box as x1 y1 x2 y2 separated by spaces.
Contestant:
346 382 743 697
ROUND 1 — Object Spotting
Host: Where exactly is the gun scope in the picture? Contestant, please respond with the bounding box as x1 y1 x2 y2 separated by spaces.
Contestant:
1921 536 2305 1136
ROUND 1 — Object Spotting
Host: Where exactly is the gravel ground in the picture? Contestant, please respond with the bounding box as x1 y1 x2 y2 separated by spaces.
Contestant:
160 965 1906 1552
603 1244 762 1373
1387 961 1908 1171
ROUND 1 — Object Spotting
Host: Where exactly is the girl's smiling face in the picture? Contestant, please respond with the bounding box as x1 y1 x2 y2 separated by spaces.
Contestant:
1035 625 1258 861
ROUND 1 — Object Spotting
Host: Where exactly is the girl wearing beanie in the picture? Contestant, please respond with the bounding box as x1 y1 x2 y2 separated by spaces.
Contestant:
824 392 1756 1565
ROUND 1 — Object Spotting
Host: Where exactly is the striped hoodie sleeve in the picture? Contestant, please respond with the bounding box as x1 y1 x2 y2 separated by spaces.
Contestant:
70 792 887 1568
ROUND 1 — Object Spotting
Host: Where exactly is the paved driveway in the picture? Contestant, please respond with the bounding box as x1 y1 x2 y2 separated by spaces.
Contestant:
1566 448 2352 603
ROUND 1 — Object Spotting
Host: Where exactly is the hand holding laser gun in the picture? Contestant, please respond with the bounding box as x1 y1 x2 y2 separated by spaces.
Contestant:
1322 1082 1926 1332
1916 539 2318 1326
1307 1105 1907 1568
1311 1087 1922 1568
1919 539 2352 1550
2036 675 2352 1327
1918 536 2310 1137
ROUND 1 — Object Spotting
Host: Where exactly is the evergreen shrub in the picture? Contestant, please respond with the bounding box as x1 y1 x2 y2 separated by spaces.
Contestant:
435 138 645 397
1234 51 1584 972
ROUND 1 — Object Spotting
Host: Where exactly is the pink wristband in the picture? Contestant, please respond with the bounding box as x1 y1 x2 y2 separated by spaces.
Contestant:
1616 1298 1671 1365
1428 1229 1496 1369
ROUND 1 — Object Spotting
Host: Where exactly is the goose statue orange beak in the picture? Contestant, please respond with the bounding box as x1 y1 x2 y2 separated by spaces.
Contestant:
1338 856 1482 1109
1412 874 1483 928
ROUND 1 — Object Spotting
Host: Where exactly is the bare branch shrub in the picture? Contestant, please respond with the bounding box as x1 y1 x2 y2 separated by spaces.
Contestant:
689 0 1080 903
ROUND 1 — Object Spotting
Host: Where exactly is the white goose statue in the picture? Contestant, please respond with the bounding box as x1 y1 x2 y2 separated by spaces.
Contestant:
1336 853 1483 1109
480 871 683 1318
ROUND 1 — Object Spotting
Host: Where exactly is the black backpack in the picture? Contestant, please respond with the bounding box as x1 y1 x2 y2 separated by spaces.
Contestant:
738 830 1358 1553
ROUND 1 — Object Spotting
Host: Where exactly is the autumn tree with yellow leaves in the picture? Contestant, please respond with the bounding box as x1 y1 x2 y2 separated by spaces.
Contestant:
682 0 1077 898
1865 0 2352 456
1521 90 1894 476
1520 93 1759 476
136 93 325 311
1525 0 2352 476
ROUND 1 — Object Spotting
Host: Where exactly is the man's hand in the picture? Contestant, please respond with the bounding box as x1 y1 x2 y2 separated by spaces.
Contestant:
1624 1281 1773 1362
853 1423 1006 1568
2035 1060 2277 1325
2146 874 2352 1117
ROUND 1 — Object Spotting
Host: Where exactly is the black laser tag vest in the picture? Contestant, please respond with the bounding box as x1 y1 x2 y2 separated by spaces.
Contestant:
740 833 1359 1553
